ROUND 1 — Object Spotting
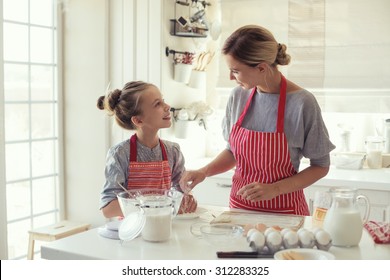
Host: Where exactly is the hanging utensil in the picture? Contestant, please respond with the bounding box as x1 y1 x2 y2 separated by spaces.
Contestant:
203 51 214 71
195 52 205 71
199 52 211 71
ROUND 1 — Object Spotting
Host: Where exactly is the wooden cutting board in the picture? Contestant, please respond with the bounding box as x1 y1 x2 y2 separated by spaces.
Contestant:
211 210 305 231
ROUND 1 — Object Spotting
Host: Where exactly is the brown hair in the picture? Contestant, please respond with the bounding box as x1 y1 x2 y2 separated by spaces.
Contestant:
97 81 154 130
222 25 291 67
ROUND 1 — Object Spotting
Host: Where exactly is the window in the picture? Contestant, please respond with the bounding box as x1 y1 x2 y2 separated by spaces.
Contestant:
1 0 61 259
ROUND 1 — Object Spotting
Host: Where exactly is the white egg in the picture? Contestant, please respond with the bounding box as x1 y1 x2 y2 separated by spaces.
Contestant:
297 228 307 235
312 227 322 235
280 228 291 237
298 229 315 248
246 228 260 242
264 227 276 237
315 230 332 251
282 230 299 249
248 231 265 251
265 231 283 253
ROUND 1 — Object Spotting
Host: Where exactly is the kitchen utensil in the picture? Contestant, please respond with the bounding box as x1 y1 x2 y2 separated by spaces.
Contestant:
117 190 140 217
274 248 335 260
191 223 245 249
194 52 206 71
211 210 304 231
331 153 366 170
117 182 131 195
384 119 390 153
216 251 273 258
198 52 210 71
323 187 370 247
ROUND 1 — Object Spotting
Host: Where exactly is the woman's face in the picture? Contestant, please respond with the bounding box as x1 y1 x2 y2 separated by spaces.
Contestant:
137 86 171 130
225 54 263 90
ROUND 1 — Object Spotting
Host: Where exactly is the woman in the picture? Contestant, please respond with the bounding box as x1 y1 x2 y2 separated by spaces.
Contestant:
180 25 335 215
97 81 197 218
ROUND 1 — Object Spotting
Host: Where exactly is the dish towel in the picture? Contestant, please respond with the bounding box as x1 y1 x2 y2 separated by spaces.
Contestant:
364 221 390 244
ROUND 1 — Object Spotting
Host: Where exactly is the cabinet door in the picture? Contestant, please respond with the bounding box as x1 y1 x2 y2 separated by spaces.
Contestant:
192 177 231 207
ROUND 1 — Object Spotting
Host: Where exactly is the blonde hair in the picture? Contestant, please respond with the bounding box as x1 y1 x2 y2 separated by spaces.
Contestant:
97 81 154 130
222 25 291 67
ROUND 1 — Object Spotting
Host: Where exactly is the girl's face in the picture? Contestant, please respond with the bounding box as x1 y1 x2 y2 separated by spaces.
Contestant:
136 86 171 130
225 54 263 90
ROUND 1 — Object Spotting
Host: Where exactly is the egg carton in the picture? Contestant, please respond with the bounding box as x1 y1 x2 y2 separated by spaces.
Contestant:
246 227 332 254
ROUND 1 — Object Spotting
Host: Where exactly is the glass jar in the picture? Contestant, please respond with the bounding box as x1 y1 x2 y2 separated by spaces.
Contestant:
365 136 384 169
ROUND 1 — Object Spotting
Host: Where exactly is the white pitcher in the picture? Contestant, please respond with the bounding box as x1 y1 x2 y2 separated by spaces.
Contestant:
323 187 370 247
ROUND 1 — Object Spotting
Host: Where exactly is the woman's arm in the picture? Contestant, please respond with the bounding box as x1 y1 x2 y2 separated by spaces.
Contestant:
237 165 329 201
180 149 236 190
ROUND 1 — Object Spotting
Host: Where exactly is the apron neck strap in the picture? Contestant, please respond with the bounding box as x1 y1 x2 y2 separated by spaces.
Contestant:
276 74 287 133
129 134 168 162
236 74 287 133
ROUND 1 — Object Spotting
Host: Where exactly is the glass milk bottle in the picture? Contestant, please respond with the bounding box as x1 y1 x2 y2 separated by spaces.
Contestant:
323 188 370 247
365 136 384 169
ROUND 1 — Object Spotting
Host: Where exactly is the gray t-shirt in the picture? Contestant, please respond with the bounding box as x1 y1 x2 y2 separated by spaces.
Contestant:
222 86 336 171
100 138 185 209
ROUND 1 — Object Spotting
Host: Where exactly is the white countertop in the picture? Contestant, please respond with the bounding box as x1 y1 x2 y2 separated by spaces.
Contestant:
186 158 390 191
41 205 390 260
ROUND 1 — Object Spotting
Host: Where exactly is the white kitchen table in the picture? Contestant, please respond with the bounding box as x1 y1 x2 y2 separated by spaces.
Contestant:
41 205 390 260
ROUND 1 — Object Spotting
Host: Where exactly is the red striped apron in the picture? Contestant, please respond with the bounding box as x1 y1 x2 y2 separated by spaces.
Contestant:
127 134 171 190
229 75 309 215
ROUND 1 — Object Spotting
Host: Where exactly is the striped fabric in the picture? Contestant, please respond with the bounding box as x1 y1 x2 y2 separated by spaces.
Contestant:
229 75 309 215
127 134 171 191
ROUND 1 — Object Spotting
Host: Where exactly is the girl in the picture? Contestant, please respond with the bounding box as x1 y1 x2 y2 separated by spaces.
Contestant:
97 81 197 218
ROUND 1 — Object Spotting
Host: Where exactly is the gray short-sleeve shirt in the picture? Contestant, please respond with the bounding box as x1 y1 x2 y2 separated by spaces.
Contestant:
222 86 336 171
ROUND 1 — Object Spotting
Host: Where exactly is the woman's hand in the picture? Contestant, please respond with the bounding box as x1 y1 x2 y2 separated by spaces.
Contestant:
179 170 207 191
178 193 198 214
237 182 280 202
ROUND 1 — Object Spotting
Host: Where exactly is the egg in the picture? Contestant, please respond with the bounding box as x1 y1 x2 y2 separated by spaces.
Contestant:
246 228 260 241
264 227 276 237
248 231 265 251
315 229 332 251
265 231 283 253
280 228 292 237
298 229 315 248
312 227 322 235
282 230 299 249
255 223 267 232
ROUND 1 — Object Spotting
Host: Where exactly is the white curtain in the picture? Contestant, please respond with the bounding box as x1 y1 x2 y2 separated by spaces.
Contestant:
217 0 390 89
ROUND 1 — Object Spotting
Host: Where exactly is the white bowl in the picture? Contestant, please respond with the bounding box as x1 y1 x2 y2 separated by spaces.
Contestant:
274 248 335 260
331 153 366 170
